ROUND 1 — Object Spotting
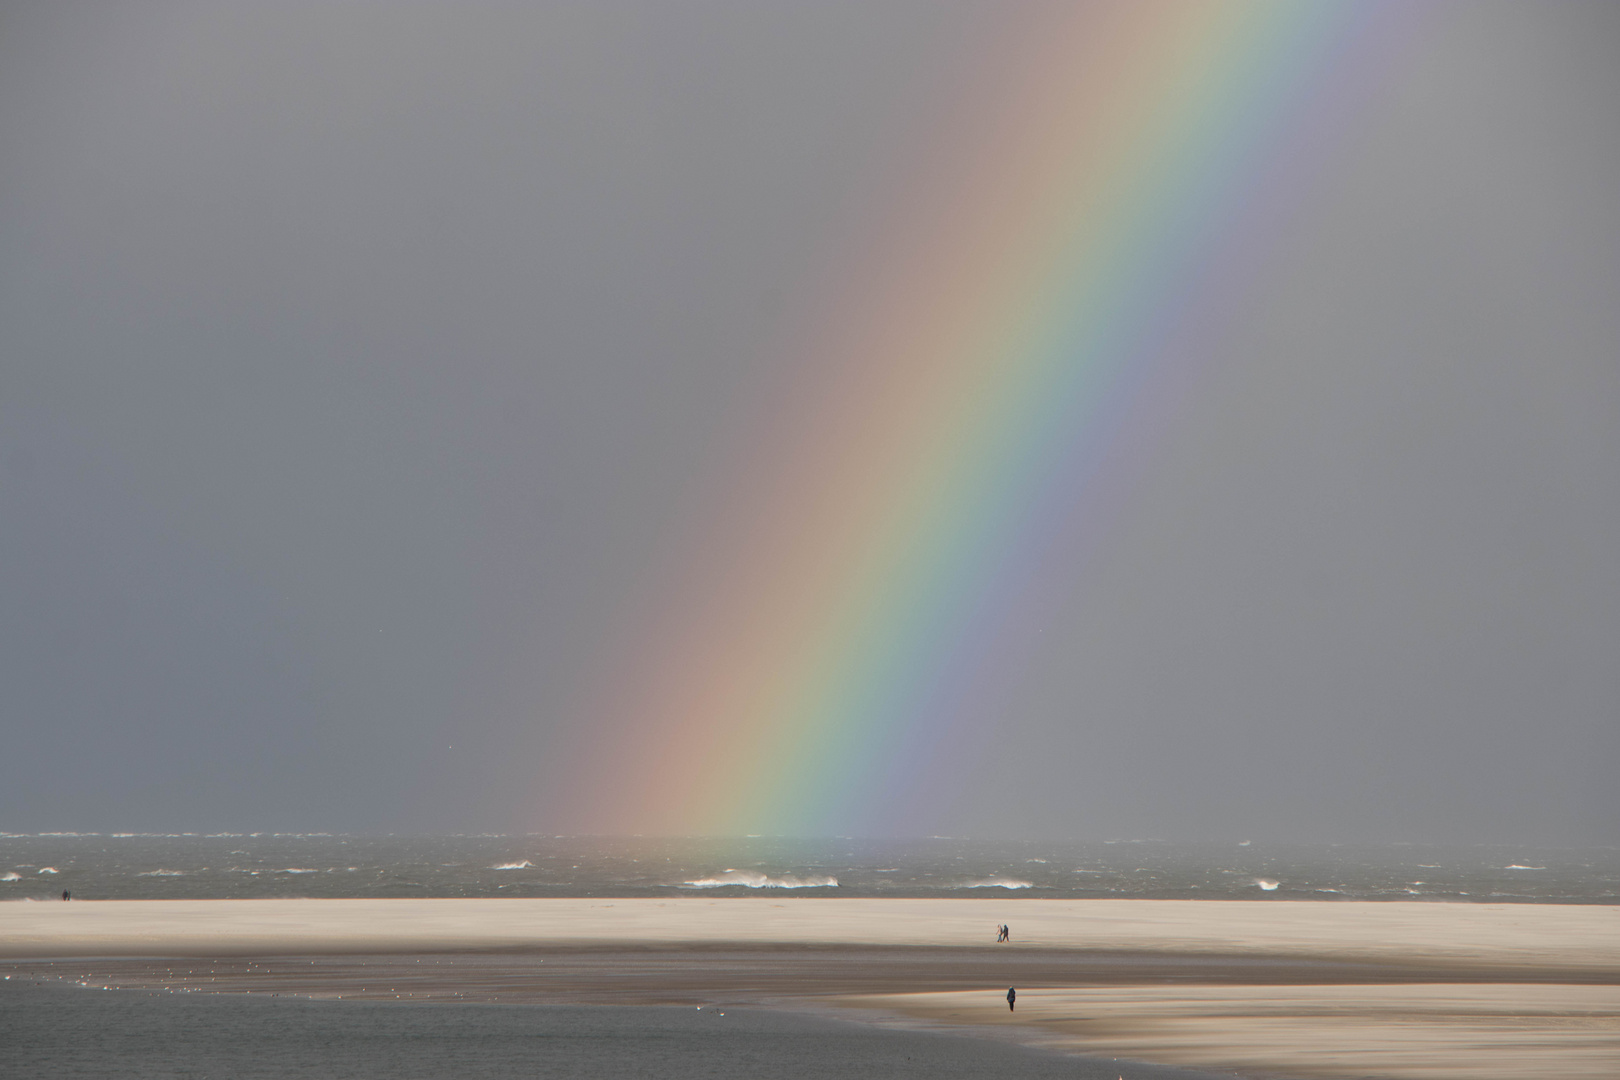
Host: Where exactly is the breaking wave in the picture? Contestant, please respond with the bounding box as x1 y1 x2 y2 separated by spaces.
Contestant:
491 861 533 870
37 867 59 875
1254 878 1280 891
961 878 1033 889
137 869 186 877
1503 865 1546 871
0 872 19 882
681 870 837 889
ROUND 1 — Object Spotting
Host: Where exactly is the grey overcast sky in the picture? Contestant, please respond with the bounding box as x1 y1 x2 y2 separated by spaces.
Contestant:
1 2 1616 842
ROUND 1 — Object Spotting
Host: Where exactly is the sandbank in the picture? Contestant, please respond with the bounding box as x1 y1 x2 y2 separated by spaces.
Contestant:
4 898 1617 1080
3 897 1615 965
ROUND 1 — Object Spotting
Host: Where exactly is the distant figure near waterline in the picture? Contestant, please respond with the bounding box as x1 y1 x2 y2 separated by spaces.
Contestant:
61 890 69 901
1007 987 1016 1011
996 923 1009 942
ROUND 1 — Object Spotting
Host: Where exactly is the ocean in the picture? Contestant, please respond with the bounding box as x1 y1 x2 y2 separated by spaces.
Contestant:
3 833 1616 903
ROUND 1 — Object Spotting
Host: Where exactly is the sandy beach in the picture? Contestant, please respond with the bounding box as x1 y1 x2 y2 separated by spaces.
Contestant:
4 898 1617 1079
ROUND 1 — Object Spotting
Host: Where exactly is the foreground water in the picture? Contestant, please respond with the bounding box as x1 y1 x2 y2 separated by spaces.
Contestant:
3 834 1615 902
1 981 1223 1080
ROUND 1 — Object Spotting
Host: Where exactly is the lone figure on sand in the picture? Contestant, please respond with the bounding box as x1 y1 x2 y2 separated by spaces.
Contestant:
1007 987 1016 1011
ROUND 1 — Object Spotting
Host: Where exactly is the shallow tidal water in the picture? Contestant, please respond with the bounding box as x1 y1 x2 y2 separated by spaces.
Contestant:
0 981 1224 1080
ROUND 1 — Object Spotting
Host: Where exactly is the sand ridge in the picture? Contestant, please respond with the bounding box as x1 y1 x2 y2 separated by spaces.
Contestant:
4 898 1617 1080
3 897 1616 966
837 983 1620 1080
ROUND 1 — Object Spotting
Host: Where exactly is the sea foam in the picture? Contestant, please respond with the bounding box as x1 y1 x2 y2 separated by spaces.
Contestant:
961 878 1033 889
491 861 533 870
681 870 837 889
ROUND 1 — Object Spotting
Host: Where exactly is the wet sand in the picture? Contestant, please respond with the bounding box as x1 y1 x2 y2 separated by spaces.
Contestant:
3 898 1617 1079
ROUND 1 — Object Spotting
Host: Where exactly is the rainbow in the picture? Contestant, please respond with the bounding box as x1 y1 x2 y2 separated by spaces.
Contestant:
562 1 1405 836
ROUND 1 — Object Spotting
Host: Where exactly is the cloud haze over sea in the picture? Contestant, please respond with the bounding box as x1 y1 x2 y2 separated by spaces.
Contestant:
0 2 1614 843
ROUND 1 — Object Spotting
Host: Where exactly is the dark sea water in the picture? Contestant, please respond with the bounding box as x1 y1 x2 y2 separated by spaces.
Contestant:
0 981 1221 1080
3 833 1616 902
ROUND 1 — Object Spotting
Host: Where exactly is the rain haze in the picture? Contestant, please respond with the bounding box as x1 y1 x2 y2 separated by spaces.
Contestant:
1 1 1616 843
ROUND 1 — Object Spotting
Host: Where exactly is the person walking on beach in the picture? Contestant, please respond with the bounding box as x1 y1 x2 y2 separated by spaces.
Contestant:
996 923 1009 942
1007 987 1016 1011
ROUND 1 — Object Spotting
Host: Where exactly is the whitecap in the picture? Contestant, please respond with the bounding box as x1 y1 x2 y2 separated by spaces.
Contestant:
681 870 837 889
279 868 319 874
1503 865 1546 871
137 869 186 877
1025 858 1048 864
491 861 533 870
1254 878 1280 891
0 872 19 882
37 867 59 875
961 878 1033 889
